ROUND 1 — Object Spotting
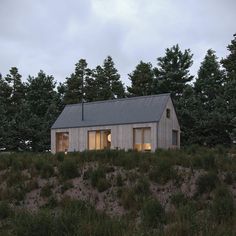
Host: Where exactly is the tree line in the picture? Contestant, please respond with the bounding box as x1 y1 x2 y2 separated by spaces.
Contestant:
0 34 235 151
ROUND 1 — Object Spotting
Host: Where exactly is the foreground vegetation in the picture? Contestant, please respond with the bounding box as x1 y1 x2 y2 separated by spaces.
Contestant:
0 146 236 235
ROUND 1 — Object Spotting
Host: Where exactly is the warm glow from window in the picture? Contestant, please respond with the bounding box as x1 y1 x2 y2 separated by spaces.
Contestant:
133 128 151 151
56 132 69 153
88 130 111 150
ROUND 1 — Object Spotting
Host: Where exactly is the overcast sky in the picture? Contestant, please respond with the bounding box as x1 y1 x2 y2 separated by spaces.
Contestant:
0 0 235 86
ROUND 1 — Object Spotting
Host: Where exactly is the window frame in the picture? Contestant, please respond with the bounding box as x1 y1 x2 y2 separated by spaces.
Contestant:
87 130 111 150
56 132 69 153
166 108 171 118
172 130 178 146
133 127 152 152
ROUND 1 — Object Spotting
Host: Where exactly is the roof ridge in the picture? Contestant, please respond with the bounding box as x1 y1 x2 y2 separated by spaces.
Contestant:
65 93 171 107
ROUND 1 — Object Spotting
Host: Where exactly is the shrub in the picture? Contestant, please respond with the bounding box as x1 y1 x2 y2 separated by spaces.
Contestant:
120 188 138 210
40 184 52 198
171 192 187 208
59 159 79 179
116 174 123 187
97 178 111 192
149 159 177 184
196 172 219 195
90 168 106 187
40 163 54 179
13 210 54 236
211 186 235 223
56 152 65 162
141 199 166 228
134 178 150 196
0 201 12 219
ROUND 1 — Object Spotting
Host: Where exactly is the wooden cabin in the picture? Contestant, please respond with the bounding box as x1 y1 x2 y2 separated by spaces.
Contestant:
51 93 180 153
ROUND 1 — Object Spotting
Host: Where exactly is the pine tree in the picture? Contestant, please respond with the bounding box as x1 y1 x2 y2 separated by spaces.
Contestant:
26 70 61 151
92 56 125 101
193 49 230 146
102 56 125 99
127 61 154 96
154 44 193 100
3 67 26 150
63 59 89 104
221 33 236 144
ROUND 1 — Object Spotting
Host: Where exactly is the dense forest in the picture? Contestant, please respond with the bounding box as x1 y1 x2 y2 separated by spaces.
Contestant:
0 34 235 152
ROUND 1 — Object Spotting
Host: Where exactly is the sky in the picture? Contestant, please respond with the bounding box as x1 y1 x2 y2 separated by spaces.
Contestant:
0 0 235 86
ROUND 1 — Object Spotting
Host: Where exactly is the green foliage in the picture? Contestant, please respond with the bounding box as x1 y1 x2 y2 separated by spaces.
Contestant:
196 172 219 195
0 201 12 219
149 158 178 184
97 178 111 192
12 200 126 236
127 61 154 96
59 158 79 180
40 184 52 198
116 174 123 187
171 192 187 208
141 199 166 228
211 186 235 223
134 178 150 196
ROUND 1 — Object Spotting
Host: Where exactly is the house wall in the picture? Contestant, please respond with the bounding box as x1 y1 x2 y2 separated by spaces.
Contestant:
157 97 180 149
51 122 157 153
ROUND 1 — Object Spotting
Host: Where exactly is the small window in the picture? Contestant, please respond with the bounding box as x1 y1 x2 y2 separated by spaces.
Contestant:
166 109 170 118
172 130 178 146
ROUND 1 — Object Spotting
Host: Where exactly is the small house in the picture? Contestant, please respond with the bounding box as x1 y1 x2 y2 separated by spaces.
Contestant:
51 93 180 153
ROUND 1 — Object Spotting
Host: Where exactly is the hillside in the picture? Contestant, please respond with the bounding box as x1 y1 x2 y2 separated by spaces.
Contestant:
0 147 236 235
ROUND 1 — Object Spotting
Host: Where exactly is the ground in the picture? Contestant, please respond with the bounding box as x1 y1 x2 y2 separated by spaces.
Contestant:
0 147 236 235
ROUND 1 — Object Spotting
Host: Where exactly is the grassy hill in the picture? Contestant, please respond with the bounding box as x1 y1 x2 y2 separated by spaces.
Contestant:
0 146 235 235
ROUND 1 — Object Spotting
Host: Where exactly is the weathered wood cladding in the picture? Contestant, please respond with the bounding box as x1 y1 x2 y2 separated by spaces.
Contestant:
157 97 180 149
51 122 157 153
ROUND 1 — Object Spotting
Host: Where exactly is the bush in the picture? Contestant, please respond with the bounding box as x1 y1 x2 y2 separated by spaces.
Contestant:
0 201 12 219
116 174 123 187
40 163 54 179
141 199 166 228
171 192 187 208
90 167 106 187
40 184 52 198
196 172 219 195
211 186 235 223
120 188 138 210
149 159 178 184
97 178 111 192
134 178 150 196
13 210 54 236
59 159 79 179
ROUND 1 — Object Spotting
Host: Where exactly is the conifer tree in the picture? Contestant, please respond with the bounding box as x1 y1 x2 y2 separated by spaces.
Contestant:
63 59 90 104
154 44 193 100
127 61 154 96
221 33 236 144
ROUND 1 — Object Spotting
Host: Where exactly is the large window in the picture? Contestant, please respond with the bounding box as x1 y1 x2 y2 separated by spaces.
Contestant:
56 132 69 152
172 130 178 146
88 130 111 150
133 128 151 151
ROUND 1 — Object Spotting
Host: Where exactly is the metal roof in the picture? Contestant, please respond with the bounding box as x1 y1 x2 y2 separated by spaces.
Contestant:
51 93 170 129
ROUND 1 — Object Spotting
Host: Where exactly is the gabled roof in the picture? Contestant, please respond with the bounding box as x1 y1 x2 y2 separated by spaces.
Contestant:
51 93 170 129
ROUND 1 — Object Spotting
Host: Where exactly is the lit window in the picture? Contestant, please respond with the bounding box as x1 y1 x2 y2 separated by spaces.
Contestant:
166 109 170 118
88 130 111 150
172 130 178 146
56 132 69 152
134 128 151 151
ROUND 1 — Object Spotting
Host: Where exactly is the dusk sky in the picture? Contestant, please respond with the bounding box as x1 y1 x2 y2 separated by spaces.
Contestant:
0 0 235 85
